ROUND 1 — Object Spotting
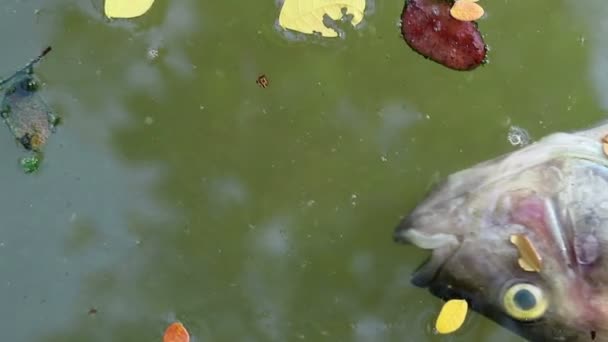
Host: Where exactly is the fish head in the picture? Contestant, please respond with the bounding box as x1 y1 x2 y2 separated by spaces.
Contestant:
395 127 608 341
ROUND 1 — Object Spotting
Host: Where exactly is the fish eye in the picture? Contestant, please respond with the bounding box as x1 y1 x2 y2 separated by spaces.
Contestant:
502 283 548 321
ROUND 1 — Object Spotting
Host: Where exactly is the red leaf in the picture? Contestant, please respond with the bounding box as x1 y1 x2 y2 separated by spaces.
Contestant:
163 322 190 342
401 0 487 71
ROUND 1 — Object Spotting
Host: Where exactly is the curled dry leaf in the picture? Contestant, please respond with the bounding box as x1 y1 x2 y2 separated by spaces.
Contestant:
602 134 608 156
256 74 269 88
163 322 190 342
510 234 542 272
435 299 468 334
450 0 485 22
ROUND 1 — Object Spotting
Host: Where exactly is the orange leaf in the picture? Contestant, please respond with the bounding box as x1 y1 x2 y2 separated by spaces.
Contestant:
163 322 190 342
450 1 484 22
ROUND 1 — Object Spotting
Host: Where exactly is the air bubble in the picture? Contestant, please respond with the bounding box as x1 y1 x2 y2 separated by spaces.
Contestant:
507 126 530 147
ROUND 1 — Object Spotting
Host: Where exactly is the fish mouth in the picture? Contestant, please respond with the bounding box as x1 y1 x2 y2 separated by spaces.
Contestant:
394 215 461 287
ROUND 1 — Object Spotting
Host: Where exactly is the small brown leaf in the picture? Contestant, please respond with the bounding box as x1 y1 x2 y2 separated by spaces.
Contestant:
510 234 542 272
163 322 190 342
256 74 269 88
602 134 608 156
450 1 484 22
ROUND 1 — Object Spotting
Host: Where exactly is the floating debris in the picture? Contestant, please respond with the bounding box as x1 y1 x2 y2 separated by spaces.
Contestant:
104 0 155 19
0 47 58 173
435 299 468 334
401 0 487 71
163 321 190 342
450 0 485 22
510 234 542 272
602 134 608 157
256 74 269 88
277 0 365 38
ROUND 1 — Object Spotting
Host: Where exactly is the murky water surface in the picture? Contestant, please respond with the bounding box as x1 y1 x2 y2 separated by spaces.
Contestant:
0 0 605 341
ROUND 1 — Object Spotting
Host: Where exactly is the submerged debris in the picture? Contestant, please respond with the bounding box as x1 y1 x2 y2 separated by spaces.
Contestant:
20 153 42 174
0 47 58 172
401 0 487 71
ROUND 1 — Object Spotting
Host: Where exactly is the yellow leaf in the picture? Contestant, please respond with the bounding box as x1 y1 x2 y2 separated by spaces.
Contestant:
278 0 366 38
104 0 155 19
517 258 536 272
435 299 468 334
450 1 484 22
510 234 542 272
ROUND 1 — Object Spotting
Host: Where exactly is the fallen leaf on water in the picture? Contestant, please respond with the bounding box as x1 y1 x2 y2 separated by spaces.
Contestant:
163 322 190 342
401 0 487 71
104 0 155 19
256 74 269 88
278 0 366 37
450 0 485 22
435 299 468 334
602 135 608 156
517 258 537 272
510 234 542 272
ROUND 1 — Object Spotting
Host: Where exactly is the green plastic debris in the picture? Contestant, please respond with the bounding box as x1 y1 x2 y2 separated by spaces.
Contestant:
20 153 42 174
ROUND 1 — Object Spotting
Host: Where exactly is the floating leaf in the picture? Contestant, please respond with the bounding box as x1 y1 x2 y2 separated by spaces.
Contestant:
163 322 190 342
435 299 468 334
450 0 485 22
278 0 366 37
517 258 536 272
510 234 542 272
401 0 487 71
104 0 155 19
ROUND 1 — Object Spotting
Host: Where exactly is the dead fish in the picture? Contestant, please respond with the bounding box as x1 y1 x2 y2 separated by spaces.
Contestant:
0 46 58 152
394 122 608 341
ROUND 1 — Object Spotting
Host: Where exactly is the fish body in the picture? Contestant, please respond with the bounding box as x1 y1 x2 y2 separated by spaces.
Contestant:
394 123 608 341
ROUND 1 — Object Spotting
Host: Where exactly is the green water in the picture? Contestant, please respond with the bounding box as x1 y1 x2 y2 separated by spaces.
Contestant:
0 0 604 341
